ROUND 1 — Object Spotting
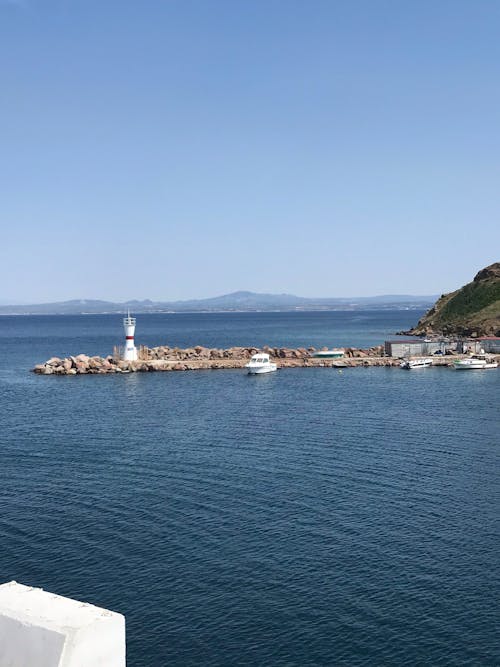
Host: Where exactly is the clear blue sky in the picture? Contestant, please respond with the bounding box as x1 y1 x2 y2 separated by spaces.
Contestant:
1 0 499 302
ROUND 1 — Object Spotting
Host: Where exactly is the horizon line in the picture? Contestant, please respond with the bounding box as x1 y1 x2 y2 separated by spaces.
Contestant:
0 290 440 307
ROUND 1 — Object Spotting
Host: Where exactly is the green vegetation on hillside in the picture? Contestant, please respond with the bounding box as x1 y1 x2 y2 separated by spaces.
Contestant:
438 281 500 321
409 262 500 337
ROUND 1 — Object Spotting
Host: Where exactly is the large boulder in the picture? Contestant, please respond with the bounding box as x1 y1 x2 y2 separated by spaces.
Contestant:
75 362 89 374
75 354 89 364
88 356 103 369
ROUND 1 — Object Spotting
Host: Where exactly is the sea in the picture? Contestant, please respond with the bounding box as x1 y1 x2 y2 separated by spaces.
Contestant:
0 311 498 666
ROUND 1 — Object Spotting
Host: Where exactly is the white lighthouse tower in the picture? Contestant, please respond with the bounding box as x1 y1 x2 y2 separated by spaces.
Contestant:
123 310 138 361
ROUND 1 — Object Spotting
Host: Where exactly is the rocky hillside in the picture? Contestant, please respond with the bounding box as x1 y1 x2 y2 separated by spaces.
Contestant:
408 262 500 337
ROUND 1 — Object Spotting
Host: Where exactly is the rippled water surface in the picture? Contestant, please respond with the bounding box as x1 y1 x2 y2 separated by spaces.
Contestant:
0 313 498 666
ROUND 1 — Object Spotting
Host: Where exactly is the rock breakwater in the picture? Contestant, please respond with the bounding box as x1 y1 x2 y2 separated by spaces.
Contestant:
32 344 410 375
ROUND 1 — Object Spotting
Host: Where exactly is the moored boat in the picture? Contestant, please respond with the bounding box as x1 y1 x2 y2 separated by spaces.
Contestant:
453 354 498 370
400 357 433 370
312 348 345 359
245 353 278 374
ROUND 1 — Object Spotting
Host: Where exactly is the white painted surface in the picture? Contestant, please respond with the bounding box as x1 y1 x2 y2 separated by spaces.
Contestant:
245 353 278 374
123 315 138 361
0 581 125 667
123 342 138 361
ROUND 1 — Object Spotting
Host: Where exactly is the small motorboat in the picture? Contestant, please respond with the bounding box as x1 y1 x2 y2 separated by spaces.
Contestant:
245 353 278 374
312 348 345 359
453 354 498 370
400 357 433 370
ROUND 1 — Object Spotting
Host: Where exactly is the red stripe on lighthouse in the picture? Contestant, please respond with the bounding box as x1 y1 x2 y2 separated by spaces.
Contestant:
126 336 134 340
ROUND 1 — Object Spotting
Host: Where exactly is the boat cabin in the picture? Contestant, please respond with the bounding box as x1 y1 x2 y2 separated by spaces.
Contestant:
249 354 270 364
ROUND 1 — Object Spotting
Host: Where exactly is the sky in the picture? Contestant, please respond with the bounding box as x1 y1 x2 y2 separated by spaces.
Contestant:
1 0 499 302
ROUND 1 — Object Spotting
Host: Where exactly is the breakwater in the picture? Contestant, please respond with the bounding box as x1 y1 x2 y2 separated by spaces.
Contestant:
32 344 464 375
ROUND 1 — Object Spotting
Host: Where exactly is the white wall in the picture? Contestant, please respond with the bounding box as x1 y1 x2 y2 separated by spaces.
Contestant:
0 581 125 667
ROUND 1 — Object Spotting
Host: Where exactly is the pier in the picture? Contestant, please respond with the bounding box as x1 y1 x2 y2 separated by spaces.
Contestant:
31 344 486 375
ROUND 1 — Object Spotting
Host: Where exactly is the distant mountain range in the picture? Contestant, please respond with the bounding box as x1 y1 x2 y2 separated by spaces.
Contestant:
0 291 438 315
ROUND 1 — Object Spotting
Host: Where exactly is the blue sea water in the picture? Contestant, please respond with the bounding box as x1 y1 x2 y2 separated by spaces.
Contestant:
0 311 499 666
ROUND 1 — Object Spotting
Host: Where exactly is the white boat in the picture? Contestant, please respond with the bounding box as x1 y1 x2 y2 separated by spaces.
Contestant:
400 357 433 370
453 354 498 370
245 353 278 374
312 348 345 359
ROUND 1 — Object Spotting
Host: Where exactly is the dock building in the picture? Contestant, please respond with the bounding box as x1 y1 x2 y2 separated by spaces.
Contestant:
384 339 483 358
479 337 500 353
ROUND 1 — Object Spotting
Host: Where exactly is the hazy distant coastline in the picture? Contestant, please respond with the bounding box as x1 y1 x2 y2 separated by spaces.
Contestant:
0 290 437 315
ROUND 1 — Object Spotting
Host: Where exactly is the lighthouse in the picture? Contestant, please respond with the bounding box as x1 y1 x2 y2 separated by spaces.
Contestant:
123 311 138 361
